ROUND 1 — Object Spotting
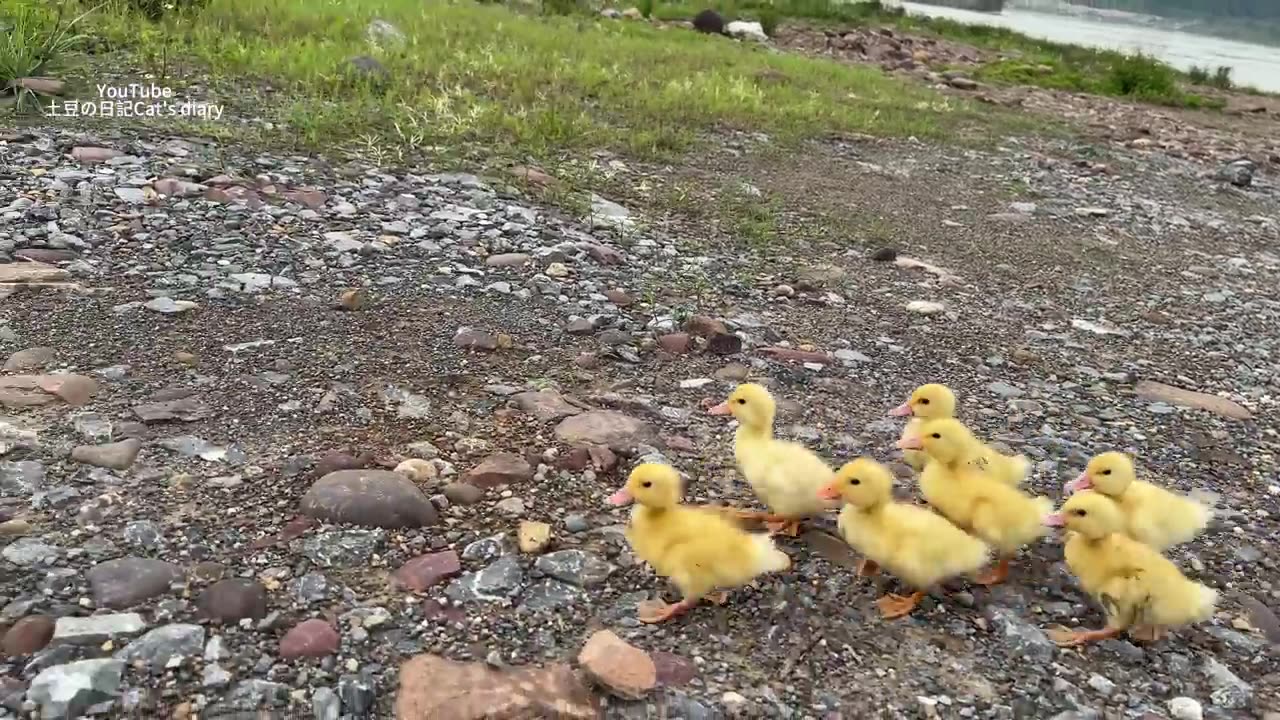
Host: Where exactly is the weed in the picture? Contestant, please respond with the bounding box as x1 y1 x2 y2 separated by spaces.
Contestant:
637 0 655 19
0 1 95 113
758 5 779 37
1104 52 1177 98
1211 65 1234 90
541 0 578 16
1187 64 1209 84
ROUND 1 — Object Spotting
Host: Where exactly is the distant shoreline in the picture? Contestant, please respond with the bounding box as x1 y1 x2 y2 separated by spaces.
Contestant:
1004 0 1280 47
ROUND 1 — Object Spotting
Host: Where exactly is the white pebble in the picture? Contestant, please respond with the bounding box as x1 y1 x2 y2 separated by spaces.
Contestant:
1168 697 1203 720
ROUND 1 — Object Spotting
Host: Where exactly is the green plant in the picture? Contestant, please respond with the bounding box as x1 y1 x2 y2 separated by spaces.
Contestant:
1187 64 1209 83
541 0 578 16
638 0 655 19
1 1 95 113
758 5 779 36
1104 52 1177 100
1211 64 1234 89
118 0 210 21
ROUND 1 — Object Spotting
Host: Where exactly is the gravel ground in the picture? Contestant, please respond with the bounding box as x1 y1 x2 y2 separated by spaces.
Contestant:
2 88 1279 720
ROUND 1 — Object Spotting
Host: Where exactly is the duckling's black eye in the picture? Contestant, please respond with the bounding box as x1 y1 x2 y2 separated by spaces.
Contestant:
1073 509 1087 516
641 481 652 488
736 398 747 405
849 479 861 486
930 433 941 439
1101 470 1112 475
919 398 930 405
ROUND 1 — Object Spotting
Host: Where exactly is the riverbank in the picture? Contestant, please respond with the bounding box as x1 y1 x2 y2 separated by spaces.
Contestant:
2 0 1279 718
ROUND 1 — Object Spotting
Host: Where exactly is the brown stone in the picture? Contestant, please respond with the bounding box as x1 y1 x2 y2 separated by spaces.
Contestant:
651 651 696 687
577 629 656 700
466 453 533 488
1134 381 1252 421
0 262 70 284
421 599 465 625
582 243 623 266
454 329 498 351
517 521 552 554
707 333 743 355
70 439 142 470
683 315 727 337
442 482 484 505
3 347 53 372
554 412 655 453
37 374 98 405
604 289 633 307
508 165 558 188
391 551 462 592
394 654 598 720
759 346 830 364
14 249 78 263
198 579 268 623
657 333 690 354
86 557 184 609
485 253 531 268
510 390 580 422
283 188 327 209
2 615 55 655
279 619 340 658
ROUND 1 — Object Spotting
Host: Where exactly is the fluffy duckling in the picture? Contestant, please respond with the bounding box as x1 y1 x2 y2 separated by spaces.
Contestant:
888 383 957 472
889 384 1029 486
707 383 837 536
608 463 791 623
819 457 990 619
898 418 1052 586
1044 490 1218 647
1065 452 1212 552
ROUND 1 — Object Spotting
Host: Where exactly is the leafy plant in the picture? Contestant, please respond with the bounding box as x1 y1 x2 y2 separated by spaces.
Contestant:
1104 52 1178 100
758 5 779 36
638 0 655 19
1211 64 1234 89
1 2 96 114
541 0 578 16
1187 64 1209 83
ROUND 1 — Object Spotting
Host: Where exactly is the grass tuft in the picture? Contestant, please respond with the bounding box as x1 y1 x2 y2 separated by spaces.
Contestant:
1 1 94 113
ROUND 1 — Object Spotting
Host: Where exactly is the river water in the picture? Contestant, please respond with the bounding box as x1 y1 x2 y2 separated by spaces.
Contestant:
892 1 1280 93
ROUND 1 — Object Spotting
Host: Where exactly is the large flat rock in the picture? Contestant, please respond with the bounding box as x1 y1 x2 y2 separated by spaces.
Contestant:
301 469 439 528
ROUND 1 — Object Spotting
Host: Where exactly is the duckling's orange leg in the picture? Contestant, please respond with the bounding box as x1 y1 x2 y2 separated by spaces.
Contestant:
1046 625 1122 647
764 518 802 537
1129 625 1166 643
974 558 1010 586
875 590 926 619
637 597 699 623
856 558 881 577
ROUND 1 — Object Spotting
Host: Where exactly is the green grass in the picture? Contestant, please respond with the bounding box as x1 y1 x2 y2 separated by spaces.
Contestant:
654 0 1225 108
1 1 95 112
46 0 998 163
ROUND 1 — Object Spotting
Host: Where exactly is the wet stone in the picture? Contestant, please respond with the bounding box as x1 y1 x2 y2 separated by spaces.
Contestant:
113 623 205 671
520 579 587 613
535 550 614 587
445 555 525 603
300 529 386 568
300 469 438 528
391 551 462 592
52 614 147 646
279 619 340 659
86 557 183 609
28 658 125 719
197 579 268 623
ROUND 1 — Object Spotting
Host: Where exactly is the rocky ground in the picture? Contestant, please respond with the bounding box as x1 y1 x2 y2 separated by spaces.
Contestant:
3 26 1280 720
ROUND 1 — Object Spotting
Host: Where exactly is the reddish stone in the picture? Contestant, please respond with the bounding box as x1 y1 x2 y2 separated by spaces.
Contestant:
392 551 462 592
2 615 55 655
707 333 743 355
466 453 533 487
279 619 340 659
604 289 634 307
657 333 691 354
198 579 268 623
421 599 465 625
583 244 623 266
683 315 726 337
395 654 599 719
661 435 696 454
651 651 697 687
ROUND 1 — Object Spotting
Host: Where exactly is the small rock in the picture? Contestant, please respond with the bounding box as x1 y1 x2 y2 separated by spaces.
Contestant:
393 654 597 718
1168 697 1203 720
279 619 340 659
198 579 268 623
86 557 183 609
52 614 147 646
906 300 945 315
28 658 125 719
3 346 54 371
554 411 655 453
443 482 484 505
466 453 533 487
2 615 55 655
535 550 614 587
391 551 462 592
114 623 205 670
143 297 198 314
511 390 581 422
70 439 142 470
301 469 438 528
577 629 656 700
394 458 438 485
1202 656 1251 709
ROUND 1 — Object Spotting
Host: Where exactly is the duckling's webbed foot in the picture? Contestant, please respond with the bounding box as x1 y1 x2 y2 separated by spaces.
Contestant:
764 519 802 537
637 597 698 624
875 590 926 620
974 558 1010 586
1046 625 1121 647
856 558 881 577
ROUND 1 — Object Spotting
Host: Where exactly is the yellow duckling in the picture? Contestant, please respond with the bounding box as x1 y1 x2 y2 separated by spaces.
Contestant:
1065 452 1212 552
1043 490 1218 647
707 383 837 536
889 383 1029 486
607 463 791 623
898 418 1052 586
818 458 990 619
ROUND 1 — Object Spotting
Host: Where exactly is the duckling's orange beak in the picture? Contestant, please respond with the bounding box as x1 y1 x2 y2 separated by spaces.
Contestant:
888 401 913 417
607 489 633 506
1043 512 1065 527
707 401 732 416
817 484 840 500
1064 472 1092 494
896 434 924 450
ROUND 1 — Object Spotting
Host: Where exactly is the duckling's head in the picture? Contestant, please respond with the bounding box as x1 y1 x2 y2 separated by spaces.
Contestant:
1043 490 1124 540
607 463 681 509
707 382 775 430
888 383 956 419
819 457 894 509
896 417 971 464
1066 451 1135 496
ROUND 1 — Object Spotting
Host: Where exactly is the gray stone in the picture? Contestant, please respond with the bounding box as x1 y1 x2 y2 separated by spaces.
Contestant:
70 439 142 470
535 550 614 587
445 555 525 603
113 623 205 670
1201 656 1251 709
142 297 198 314
985 606 1055 662
292 572 331 603
300 529 386 568
300 469 438 528
1 537 59 566
520 579 587 613
52 614 147 646
1 459 44 497
86 557 183 609
28 658 125 719
338 674 376 716
203 662 232 688
313 686 340 720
